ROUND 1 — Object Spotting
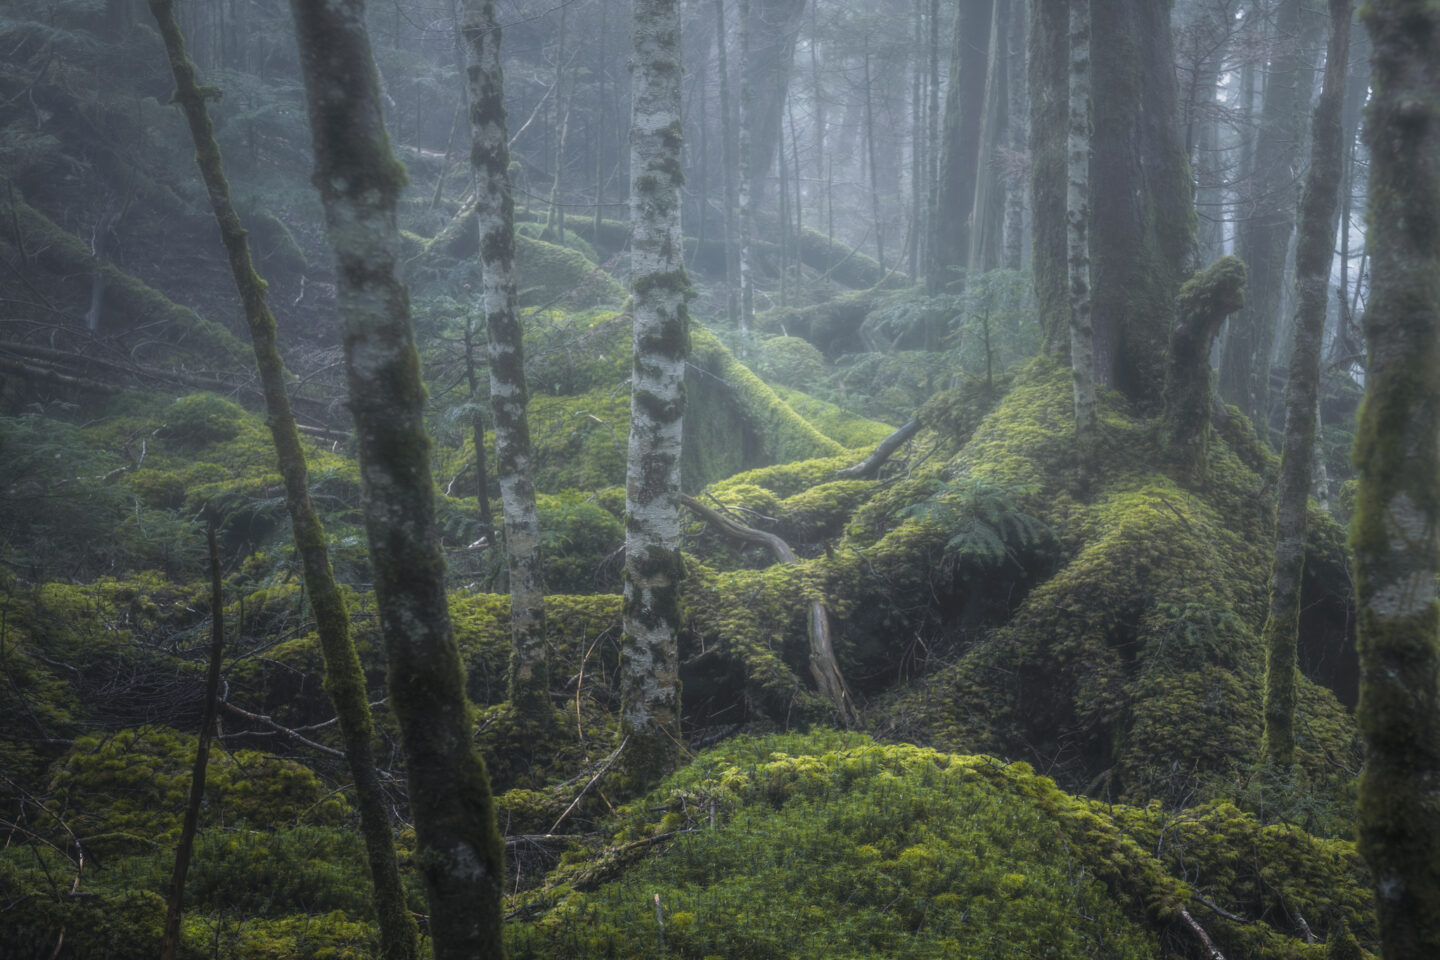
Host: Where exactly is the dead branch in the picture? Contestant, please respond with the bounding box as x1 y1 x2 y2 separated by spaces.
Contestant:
680 494 858 727
1179 906 1227 960
835 418 921 480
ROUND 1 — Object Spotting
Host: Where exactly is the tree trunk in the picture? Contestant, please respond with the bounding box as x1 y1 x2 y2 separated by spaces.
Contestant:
1220 0 1325 428
159 526 225 960
931 0 995 293
714 0 739 327
623 0 691 790
967 0 1009 278
462 0 550 726
150 5 418 956
1351 0 1440 954
863 43 886 272
1260 0 1352 771
1030 0 1068 352
288 1 505 956
1163 256 1247 482
743 0 809 206
1066 0 1094 485
738 0 755 351
1003 0 1028 272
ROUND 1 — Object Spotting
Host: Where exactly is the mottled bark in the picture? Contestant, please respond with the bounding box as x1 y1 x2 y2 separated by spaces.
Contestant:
288 1 504 957
148 4 417 956
1163 256 1247 482
1220 0 1326 427
931 0 995 292
623 0 690 789
1003 0 1028 272
462 0 549 725
1066 0 1095 484
1351 0 1440 954
738 0 755 350
1260 0 1351 771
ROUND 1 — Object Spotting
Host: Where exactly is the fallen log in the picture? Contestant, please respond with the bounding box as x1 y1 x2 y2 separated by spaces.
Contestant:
835 418 921 480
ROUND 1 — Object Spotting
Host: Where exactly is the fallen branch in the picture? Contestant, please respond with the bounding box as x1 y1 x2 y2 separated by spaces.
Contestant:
835 418 921 480
1179 906 1227 960
548 737 626 834
219 699 345 759
680 494 857 727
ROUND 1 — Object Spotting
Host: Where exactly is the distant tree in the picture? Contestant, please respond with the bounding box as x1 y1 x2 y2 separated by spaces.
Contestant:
461 0 550 727
1350 0 1440 954
146 3 418 956
1219 0 1326 427
622 0 691 787
287 0 504 956
1260 0 1351 770
931 0 994 293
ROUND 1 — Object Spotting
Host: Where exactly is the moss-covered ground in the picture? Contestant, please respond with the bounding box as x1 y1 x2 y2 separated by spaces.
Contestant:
0 298 1376 958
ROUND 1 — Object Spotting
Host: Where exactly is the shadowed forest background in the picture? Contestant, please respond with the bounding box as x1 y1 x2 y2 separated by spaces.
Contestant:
1 0 1438 957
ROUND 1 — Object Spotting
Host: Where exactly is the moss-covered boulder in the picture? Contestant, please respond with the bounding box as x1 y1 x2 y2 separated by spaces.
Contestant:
511 734 1377 959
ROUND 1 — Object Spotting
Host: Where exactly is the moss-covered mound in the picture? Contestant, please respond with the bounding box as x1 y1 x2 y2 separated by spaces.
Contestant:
512 733 1376 959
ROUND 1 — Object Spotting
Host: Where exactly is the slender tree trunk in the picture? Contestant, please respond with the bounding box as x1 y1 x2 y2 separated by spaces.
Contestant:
463 0 550 726
1261 0 1352 770
149 5 418 956
623 0 691 789
714 0 739 327
1003 0 1028 272
1031 0 1067 351
1352 0 1440 954
932 0 995 293
463 319 495 534
738 0 755 351
288 1 505 956
910 0 924 282
159 526 225 960
1066 0 1094 484
968 0 1009 278
863 42 885 272
743 0 809 206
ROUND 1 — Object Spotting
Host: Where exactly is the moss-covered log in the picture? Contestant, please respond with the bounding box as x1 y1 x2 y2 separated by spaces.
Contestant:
1351 0 1440 953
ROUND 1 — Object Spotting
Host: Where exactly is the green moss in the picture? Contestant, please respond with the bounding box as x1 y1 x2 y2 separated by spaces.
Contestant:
772 386 895 449
510 734 1377 959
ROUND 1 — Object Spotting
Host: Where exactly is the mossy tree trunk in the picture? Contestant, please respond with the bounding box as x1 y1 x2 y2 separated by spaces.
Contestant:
1219 0 1325 428
1351 0 1440 953
622 0 690 789
1260 0 1352 771
1030 0 1068 353
738 0 755 352
288 2 504 957
147 5 419 957
462 0 550 726
930 0 994 294
1065 0 1095 484
1087 0 1194 406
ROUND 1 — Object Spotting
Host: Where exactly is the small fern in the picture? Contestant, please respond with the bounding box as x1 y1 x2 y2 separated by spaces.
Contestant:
899 475 1051 571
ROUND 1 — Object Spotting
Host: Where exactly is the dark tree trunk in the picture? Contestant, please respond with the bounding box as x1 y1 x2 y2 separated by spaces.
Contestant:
1261 0 1352 771
1351 0 1440 954
289 1 505 956
932 0 995 293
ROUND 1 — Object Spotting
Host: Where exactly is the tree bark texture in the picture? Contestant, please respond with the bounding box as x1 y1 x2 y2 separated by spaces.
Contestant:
149 4 418 956
714 0 739 328
1066 0 1095 484
288 2 505 957
1220 0 1326 427
1351 0 1440 954
623 0 691 789
462 0 550 725
932 0 995 293
1163 256 1247 482
1087 0 1194 405
1031 0 1068 352
1260 0 1352 771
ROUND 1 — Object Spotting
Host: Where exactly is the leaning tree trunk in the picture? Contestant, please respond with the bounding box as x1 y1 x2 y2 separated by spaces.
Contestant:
1351 0 1440 954
462 0 550 727
148 5 418 956
1260 0 1352 771
1066 0 1095 485
622 0 691 790
288 2 504 957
